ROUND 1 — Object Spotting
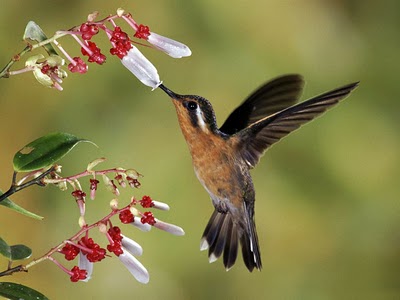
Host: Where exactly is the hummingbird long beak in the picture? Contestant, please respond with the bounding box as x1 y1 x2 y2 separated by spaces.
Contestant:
159 84 180 100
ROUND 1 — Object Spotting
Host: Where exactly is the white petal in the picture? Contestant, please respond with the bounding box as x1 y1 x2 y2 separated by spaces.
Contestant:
46 55 65 67
130 216 152 232
121 234 143 256
148 33 192 58
78 252 93 282
86 157 106 171
25 54 44 67
121 46 161 89
32 68 53 87
151 200 170 211
119 249 149 284
153 219 185 236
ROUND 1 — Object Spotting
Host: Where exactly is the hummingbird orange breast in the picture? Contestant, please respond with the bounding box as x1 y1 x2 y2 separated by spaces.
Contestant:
173 101 247 213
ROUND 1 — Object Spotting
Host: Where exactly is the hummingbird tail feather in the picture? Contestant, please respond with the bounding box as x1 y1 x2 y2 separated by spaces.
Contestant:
200 209 261 271
241 212 262 271
201 210 239 270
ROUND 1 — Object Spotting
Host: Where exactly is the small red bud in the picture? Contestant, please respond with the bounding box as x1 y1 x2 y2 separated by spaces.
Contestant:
71 190 86 201
140 195 154 208
141 212 156 225
68 57 88 74
134 24 151 40
70 266 87 282
119 210 134 224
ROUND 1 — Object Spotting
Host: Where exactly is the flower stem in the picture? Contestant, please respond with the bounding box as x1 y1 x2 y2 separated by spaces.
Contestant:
0 264 27 277
0 45 31 79
71 34 93 56
8 66 35 76
43 168 124 185
0 167 55 203
26 205 130 266
53 39 75 64
122 15 138 31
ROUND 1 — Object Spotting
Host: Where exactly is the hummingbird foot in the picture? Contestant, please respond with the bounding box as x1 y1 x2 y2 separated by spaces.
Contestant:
215 201 229 214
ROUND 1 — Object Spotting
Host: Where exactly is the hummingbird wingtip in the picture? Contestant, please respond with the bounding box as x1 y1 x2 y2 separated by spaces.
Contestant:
199 238 209 251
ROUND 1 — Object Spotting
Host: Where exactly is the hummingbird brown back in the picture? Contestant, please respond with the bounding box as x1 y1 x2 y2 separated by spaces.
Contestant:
159 75 359 272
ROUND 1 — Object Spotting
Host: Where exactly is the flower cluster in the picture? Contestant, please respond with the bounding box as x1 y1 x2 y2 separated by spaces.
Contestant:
70 266 88 282
81 41 106 65
80 237 106 262
80 23 99 40
68 57 88 74
2 8 191 90
24 55 67 91
39 159 184 284
110 26 133 59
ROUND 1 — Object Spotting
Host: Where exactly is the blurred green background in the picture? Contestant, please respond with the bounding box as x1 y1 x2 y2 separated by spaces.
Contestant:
1 0 399 299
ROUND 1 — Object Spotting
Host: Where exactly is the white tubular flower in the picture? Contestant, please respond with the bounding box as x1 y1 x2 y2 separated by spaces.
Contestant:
153 218 185 236
78 252 93 282
147 32 192 58
130 216 152 232
121 46 161 90
118 246 149 284
133 24 191 58
121 234 143 256
151 200 170 211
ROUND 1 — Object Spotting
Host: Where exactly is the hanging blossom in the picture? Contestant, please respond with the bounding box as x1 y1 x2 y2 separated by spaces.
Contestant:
38 159 184 284
3 8 191 91
24 54 67 91
133 23 192 59
55 194 184 284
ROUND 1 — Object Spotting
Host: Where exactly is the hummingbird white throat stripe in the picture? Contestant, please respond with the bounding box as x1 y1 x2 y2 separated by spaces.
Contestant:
196 107 209 133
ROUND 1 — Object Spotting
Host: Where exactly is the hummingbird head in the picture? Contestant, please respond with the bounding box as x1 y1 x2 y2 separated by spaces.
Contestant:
159 84 220 136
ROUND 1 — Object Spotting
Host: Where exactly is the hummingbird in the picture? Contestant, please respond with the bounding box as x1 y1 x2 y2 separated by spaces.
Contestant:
158 74 358 272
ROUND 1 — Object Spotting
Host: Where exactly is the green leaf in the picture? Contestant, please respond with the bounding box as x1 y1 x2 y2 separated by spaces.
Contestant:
0 282 49 300
23 21 58 56
13 132 95 172
0 238 32 260
0 191 43 220
10 244 32 261
0 238 11 259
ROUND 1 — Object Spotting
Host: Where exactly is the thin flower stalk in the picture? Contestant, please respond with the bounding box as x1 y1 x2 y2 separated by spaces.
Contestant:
1 8 191 90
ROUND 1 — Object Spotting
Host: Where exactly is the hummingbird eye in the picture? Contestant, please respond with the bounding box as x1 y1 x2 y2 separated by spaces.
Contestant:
186 101 198 111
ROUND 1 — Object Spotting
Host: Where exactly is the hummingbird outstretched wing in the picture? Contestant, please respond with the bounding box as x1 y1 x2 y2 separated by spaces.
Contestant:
219 74 305 135
235 81 359 168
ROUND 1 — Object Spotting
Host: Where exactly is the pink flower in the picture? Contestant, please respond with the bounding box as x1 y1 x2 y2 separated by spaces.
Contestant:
89 178 99 200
